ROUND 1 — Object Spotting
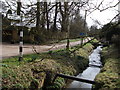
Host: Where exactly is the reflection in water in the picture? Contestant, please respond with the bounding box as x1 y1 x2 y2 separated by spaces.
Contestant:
68 46 103 89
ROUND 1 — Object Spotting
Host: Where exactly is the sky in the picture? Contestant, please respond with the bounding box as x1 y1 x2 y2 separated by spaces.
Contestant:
84 0 119 28
1 0 119 28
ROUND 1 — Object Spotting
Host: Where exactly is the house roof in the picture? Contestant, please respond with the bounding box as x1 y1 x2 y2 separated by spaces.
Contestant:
1 0 36 28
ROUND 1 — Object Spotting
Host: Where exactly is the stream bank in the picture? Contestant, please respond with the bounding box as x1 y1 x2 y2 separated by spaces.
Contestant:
2 39 98 89
94 45 120 89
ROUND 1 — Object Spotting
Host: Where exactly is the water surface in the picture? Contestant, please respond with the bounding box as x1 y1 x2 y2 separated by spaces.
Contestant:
68 46 103 89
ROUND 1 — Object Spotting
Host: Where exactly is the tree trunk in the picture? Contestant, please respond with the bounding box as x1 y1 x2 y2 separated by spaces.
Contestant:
45 2 49 30
59 2 69 32
41 2 46 29
36 0 40 31
59 2 65 32
53 2 58 31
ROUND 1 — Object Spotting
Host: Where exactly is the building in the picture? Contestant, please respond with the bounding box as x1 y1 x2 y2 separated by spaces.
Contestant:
2 14 35 43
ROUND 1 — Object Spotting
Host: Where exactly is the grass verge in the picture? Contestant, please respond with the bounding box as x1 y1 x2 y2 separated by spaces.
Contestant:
1 39 97 89
94 45 120 89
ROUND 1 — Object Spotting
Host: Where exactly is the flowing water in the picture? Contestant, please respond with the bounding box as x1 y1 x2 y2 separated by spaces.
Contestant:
68 46 103 89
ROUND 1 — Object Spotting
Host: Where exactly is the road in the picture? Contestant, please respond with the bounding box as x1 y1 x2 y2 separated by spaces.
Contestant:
0 37 91 59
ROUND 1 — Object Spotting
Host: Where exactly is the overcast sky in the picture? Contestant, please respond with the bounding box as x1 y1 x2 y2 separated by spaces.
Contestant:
1 0 119 28
85 0 119 28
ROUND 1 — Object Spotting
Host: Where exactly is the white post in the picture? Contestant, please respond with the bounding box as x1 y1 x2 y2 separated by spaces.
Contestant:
19 22 23 61
17 0 23 61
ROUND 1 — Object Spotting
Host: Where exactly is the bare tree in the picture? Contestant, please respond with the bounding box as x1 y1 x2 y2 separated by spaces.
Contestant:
59 2 69 32
36 0 40 31
2 0 119 44
53 2 58 31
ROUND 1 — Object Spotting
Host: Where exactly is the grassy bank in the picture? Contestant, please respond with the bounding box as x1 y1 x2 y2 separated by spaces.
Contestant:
94 45 120 89
1 39 97 89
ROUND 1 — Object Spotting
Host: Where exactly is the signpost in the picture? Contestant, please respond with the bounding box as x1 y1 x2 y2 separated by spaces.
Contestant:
80 32 85 36
7 0 23 61
80 32 85 46
80 10 87 47
17 0 23 61
7 13 23 61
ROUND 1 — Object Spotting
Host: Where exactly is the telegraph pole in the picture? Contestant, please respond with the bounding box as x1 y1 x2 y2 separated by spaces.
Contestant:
66 7 70 51
66 22 70 51
17 0 23 61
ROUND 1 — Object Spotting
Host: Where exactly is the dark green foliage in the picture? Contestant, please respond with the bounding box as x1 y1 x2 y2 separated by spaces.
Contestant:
43 71 53 88
99 22 120 51
48 51 53 55
100 22 120 42
29 78 39 89
46 77 65 89
30 55 38 62
77 56 84 60
69 15 87 38
76 56 89 70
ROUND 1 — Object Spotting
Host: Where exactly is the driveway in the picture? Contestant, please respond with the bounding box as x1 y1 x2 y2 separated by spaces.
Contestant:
0 37 91 59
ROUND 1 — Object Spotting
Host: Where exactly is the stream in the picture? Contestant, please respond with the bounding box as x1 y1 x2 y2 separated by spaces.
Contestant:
68 46 103 89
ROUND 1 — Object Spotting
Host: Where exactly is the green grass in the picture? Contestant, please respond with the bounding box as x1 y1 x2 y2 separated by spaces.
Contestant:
2 54 40 66
90 38 99 43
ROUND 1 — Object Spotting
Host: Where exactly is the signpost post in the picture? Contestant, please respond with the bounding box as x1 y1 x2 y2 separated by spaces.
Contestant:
8 0 23 61
17 0 23 61
80 10 87 47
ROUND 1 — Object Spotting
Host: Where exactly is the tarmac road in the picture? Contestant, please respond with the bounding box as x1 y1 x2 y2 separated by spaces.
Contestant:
0 37 91 59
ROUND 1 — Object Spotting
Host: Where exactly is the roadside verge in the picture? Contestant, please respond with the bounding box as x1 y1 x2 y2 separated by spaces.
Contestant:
2 38 97 89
